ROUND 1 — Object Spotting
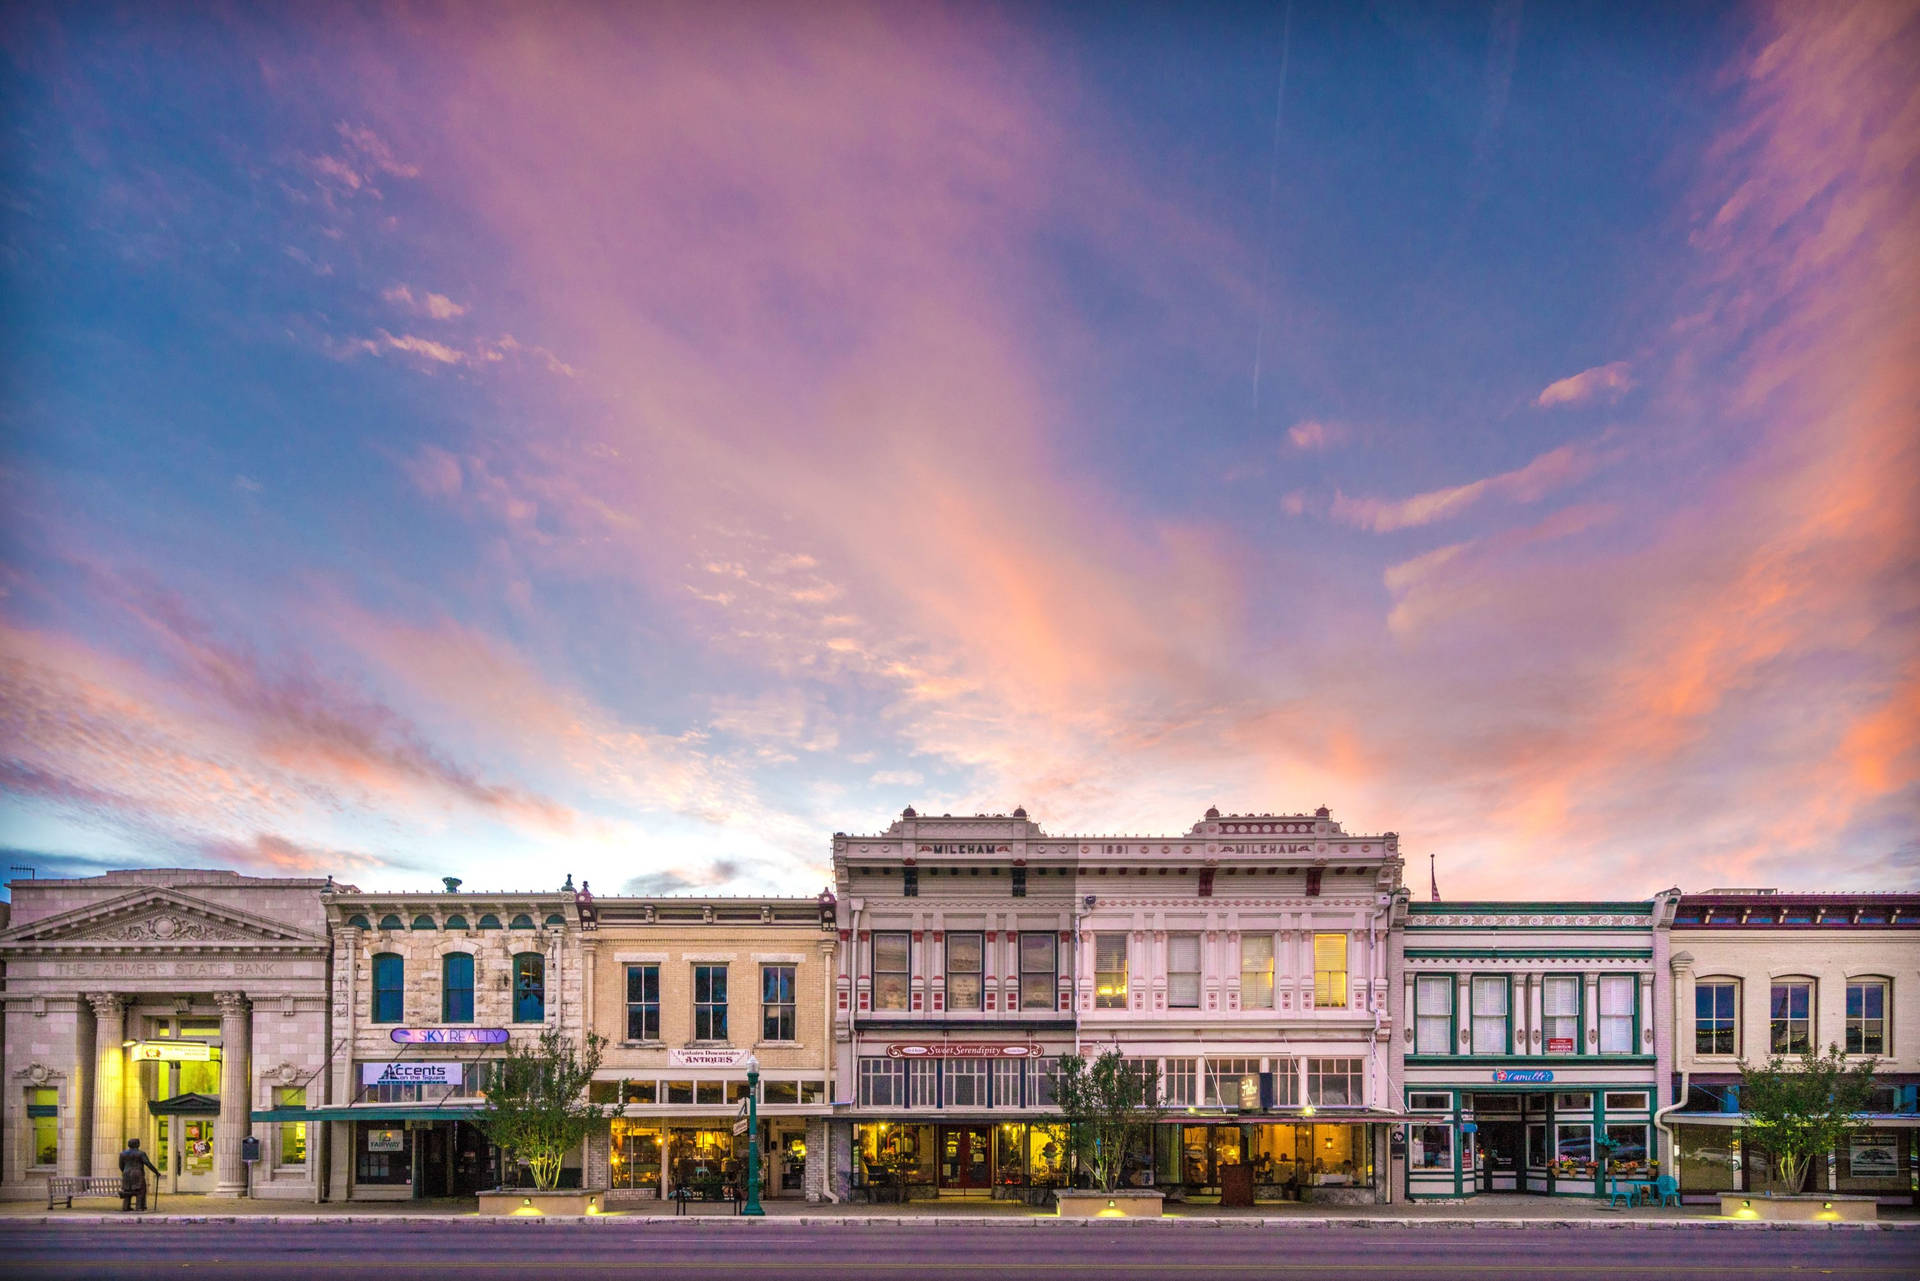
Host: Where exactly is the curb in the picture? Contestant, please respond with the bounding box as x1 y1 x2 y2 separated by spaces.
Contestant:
3 1213 1914 1231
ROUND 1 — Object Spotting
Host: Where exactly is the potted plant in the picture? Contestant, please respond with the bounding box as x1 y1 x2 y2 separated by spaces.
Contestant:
1048 1051 1166 1217
474 1030 620 1215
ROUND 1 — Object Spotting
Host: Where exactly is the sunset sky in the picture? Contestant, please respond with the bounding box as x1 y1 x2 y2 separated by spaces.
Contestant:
2 1 1914 900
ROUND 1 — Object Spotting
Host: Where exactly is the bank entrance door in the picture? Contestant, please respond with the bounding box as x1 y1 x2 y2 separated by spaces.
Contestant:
939 1127 992 1192
178 1119 217 1192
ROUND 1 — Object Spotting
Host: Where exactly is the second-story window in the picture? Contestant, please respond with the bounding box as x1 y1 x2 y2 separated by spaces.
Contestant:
1095 934 1129 1009
762 964 796 1041
1695 980 1737 1055
513 952 545 1024
1019 933 1056 1010
946 933 983 1011
1543 976 1581 1054
1168 934 1201 1007
873 933 910 1011
1599 976 1637 1053
1770 980 1812 1053
694 964 729 1040
442 952 474 1023
1847 979 1888 1056
1313 933 1348 1007
1240 935 1274 1010
371 952 403 1023
626 964 660 1041
1470 976 1509 1054
1414 976 1452 1053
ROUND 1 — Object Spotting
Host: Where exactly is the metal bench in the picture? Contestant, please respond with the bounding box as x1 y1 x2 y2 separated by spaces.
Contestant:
46 1175 129 1210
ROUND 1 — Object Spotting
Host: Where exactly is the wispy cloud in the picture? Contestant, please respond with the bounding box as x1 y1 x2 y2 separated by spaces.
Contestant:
1330 440 1607 533
383 283 468 320
1535 361 1634 408
1287 419 1344 451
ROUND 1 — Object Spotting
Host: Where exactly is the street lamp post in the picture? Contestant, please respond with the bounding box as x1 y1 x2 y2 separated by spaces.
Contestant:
743 1054 764 1216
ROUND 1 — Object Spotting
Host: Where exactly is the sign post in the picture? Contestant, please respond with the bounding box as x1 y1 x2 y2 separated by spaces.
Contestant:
742 1054 764 1216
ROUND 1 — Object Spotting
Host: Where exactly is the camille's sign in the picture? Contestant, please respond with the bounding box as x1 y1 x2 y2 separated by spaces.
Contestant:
668 1047 749 1067
390 1027 509 1045
885 1043 1042 1059
1492 1069 1553 1083
362 1061 460 1086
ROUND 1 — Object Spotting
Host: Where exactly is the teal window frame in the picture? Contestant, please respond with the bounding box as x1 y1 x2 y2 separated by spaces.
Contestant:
371 952 404 1023
441 951 475 1023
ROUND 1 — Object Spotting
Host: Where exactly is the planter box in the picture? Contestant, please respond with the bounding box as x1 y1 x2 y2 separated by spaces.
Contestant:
1718 1193 1877 1222
1055 1189 1164 1218
477 1188 612 1216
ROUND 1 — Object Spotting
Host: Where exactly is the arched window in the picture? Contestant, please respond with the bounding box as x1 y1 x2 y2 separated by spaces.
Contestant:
444 914 469 931
378 914 404 931
371 953 404 1023
509 914 535 930
346 914 371 930
513 952 546 1024
544 914 566 927
442 952 475 1023
476 913 502 930
411 914 437 930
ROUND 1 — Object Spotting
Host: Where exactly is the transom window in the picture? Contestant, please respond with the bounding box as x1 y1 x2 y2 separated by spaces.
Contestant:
1847 980 1888 1056
1771 981 1813 1054
1095 933 1129 1009
1408 1091 1452 1111
1307 1057 1364 1106
873 933 910 1011
1695 980 1738 1056
1161 1058 1198 1106
1019 933 1056 1010
946 1058 988 1107
693 964 729 1041
1205 1058 1261 1108
946 933 983 1011
626 964 660 1041
857 1058 901 1108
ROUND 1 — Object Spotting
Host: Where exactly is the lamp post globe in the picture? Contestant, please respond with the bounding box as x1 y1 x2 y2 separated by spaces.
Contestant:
743 1054 764 1216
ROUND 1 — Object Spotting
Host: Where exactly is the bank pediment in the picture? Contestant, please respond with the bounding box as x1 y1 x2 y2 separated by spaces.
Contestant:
0 886 326 952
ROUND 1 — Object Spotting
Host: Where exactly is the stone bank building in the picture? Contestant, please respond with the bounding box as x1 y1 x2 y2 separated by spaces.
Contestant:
0 871 331 1200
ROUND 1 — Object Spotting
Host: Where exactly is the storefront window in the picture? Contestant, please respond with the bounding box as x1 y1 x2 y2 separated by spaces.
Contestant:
1411 1123 1452 1170
1603 1123 1649 1175
855 1122 934 1185
356 1123 410 1185
1553 1123 1594 1178
1675 1125 1737 1191
667 1126 736 1196
1839 1130 1905 1192
275 1087 307 1165
1029 1124 1070 1184
610 1120 662 1191
26 1087 58 1168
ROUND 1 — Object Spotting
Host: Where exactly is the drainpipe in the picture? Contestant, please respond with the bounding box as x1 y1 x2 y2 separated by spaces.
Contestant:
1652 949 1694 1186
1072 895 1091 1057
1366 890 1392 1203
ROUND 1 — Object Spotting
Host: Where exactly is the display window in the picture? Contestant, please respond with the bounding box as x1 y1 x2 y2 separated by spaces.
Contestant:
610 1120 662 1191
854 1122 935 1186
1675 1125 1737 1192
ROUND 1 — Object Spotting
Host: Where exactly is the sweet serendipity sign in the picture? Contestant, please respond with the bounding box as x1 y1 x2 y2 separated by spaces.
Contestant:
884 1043 1042 1059
391 1027 509 1045
669 1047 749 1067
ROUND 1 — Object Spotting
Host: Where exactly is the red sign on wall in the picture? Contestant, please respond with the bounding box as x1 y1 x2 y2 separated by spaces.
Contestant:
1547 1037 1575 1054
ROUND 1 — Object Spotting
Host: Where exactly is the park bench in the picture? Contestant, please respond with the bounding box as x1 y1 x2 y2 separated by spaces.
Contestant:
46 1175 131 1209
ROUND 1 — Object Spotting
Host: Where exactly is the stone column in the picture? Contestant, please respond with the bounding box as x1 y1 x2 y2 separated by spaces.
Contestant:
213 991 252 1196
87 993 128 1178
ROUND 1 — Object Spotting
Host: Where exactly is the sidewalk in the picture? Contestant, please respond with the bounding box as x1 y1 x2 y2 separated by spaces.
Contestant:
5 1192 1916 1227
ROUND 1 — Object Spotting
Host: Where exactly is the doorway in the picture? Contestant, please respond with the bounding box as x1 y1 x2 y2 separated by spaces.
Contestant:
1479 1121 1524 1192
938 1126 992 1192
178 1118 217 1192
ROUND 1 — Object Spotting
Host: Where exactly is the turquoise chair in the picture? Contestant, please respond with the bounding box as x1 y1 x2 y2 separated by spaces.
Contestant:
1654 1175 1680 1207
1606 1177 1637 1209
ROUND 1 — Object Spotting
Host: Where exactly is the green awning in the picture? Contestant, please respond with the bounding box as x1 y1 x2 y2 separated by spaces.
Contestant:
250 1105 484 1123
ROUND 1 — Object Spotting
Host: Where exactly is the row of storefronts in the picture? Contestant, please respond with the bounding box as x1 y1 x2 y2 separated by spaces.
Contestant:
2 812 1914 1205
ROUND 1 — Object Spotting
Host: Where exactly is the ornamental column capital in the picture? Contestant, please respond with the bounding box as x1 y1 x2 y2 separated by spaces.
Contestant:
213 990 251 1017
84 992 127 1020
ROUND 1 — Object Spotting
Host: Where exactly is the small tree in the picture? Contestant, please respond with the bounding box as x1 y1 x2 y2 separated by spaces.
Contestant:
476 1029 617 1190
1049 1050 1164 1192
1738 1043 1877 1194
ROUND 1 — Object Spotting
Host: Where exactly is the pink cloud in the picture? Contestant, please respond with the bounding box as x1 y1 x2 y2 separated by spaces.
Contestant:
383 283 469 320
1535 361 1635 408
1286 419 1344 450
1331 441 1606 533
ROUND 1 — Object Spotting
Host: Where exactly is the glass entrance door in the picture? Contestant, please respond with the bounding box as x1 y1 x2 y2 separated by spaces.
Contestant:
939 1126 992 1191
1480 1121 1524 1192
178 1119 217 1192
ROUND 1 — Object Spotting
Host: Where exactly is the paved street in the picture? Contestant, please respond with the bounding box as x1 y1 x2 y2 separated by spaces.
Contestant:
2 1221 1915 1280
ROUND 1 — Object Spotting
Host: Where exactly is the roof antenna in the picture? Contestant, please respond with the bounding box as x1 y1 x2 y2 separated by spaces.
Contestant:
1429 853 1440 902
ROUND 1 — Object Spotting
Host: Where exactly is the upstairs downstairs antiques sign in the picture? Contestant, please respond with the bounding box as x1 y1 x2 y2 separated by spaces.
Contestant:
391 1027 510 1045
669 1047 750 1067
